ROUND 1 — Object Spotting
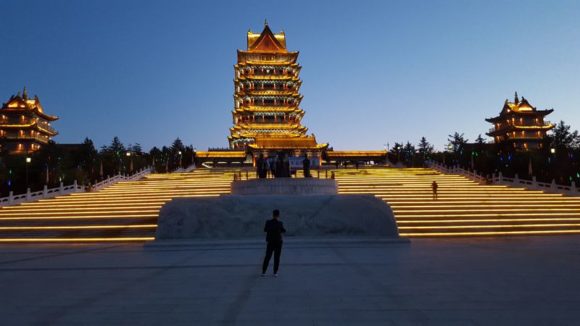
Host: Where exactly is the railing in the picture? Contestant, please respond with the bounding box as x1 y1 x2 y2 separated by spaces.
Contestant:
427 161 580 196
173 164 196 173
427 161 486 184
0 167 152 207
0 181 84 207
491 173 579 196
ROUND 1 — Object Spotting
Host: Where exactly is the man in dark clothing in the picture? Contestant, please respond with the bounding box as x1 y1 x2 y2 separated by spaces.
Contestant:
262 209 286 277
302 154 311 178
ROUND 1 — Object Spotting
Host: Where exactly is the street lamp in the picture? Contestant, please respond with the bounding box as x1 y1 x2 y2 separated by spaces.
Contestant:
550 148 556 154
126 152 133 173
25 156 31 189
178 151 183 168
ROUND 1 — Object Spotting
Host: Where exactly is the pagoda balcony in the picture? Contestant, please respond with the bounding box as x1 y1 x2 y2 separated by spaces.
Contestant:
7 135 50 143
507 135 545 140
241 74 298 80
489 121 553 134
37 122 57 134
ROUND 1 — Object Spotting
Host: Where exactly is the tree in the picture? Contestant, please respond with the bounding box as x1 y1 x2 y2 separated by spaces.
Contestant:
548 120 580 150
417 137 434 157
131 143 142 154
475 134 486 145
402 142 416 164
109 136 125 155
79 137 98 181
171 138 185 153
447 132 468 154
389 142 404 164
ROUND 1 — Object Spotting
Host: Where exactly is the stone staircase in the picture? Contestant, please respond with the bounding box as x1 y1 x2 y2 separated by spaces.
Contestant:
334 168 580 237
0 169 234 242
1 167 580 242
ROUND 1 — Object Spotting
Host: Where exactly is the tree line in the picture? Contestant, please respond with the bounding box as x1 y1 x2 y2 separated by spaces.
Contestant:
390 120 580 185
0 137 195 196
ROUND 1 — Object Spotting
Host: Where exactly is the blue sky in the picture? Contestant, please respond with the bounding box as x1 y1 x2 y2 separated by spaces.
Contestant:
1 0 579 151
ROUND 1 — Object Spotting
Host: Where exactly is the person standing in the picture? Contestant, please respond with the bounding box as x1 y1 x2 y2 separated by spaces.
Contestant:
262 209 286 277
432 180 438 200
302 154 311 178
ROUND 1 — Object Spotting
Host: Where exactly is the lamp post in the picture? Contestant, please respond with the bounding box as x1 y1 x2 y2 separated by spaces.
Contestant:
25 156 31 189
178 151 183 168
126 151 133 173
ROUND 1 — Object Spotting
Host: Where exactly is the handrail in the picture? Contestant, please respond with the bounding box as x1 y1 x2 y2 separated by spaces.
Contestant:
427 161 486 184
427 160 579 196
0 166 152 207
173 164 196 173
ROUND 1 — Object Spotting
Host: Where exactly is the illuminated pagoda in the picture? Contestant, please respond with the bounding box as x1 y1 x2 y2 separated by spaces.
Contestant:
0 88 58 154
486 93 554 151
228 21 327 158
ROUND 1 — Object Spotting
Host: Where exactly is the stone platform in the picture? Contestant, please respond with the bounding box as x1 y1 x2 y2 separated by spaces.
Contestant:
156 194 398 240
231 178 337 195
2 236 580 325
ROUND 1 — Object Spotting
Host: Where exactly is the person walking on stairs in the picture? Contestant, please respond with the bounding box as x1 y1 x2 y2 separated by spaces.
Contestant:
262 209 286 277
432 180 439 200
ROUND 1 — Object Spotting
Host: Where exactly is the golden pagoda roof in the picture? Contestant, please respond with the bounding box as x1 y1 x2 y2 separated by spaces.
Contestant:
2 90 58 121
487 93 554 123
247 24 287 53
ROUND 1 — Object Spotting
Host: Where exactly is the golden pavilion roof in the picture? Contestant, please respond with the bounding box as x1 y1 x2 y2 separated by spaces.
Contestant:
1 89 58 121
247 24 287 53
486 93 554 123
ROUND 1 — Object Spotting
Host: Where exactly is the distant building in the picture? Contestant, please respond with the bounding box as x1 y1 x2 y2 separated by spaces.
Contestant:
486 93 553 151
0 88 58 154
196 22 386 166
228 22 327 157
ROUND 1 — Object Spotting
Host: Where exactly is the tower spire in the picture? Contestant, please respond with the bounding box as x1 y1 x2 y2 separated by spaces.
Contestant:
264 18 268 26
514 91 519 104
22 86 28 100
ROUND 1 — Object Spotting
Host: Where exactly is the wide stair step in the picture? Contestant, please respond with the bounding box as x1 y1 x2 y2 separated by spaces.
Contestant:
335 168 580 238
0 169 237 243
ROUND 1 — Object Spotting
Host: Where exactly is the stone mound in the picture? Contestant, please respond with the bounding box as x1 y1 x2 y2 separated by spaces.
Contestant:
156 194 399 240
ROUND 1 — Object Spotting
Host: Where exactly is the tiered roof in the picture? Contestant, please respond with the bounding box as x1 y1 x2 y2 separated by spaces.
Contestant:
228 23 327 151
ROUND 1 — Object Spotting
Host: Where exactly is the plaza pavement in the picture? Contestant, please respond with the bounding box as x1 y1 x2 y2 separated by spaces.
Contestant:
0 236 580 325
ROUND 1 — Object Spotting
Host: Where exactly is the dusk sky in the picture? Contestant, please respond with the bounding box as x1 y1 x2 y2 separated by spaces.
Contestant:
1 0 579 151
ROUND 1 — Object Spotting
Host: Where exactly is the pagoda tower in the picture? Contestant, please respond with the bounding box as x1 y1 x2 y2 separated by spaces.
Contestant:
0 88 58 154
229 22 327 157
486 93 554 151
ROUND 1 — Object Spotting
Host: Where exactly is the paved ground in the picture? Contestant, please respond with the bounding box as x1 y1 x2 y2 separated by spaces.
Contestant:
1 236 580 325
